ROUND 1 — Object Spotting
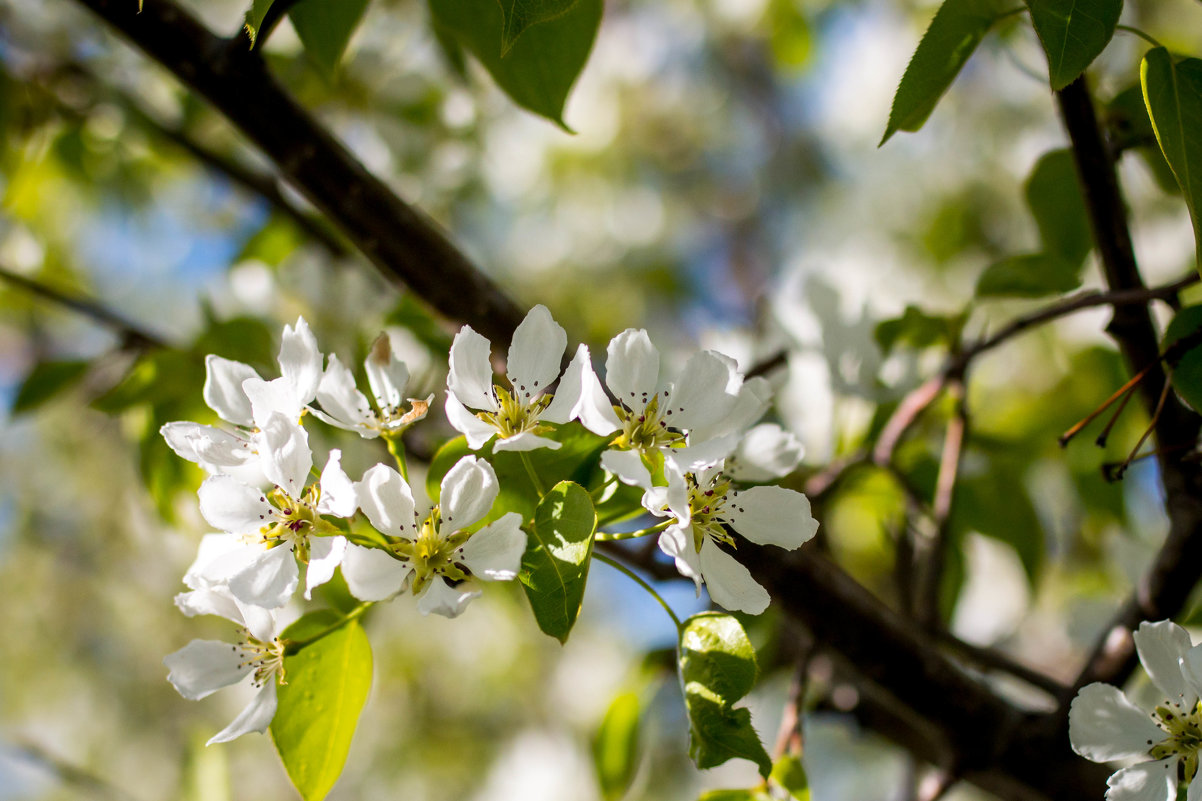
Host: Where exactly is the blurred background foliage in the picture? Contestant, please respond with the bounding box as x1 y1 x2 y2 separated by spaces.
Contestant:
2 0 1202 799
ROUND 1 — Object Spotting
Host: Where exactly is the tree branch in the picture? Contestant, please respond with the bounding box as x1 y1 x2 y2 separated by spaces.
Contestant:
77 0 527 346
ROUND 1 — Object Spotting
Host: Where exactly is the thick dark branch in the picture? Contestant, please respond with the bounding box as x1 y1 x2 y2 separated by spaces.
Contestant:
77 0 526 346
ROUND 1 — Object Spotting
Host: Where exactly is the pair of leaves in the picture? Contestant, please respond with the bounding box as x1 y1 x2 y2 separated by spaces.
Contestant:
271 610 373 801
243 0 370 76
679 612 772 778
976 149 1092 297
429 0 602 128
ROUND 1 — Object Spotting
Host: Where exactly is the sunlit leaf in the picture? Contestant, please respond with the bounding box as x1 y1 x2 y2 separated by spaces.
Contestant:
881 0 1009 145
771 755 811 800
289 0 371 76
243 0 276 47
593 690 641 800
1142 48 1202 274
520 480 597 642
1108 85 1179 194
1024 0 1122 90
679 612 771 777
1163 305 1202 413
12 359 90 415
428 0 602 128
271 610 372 801
497 0 580 54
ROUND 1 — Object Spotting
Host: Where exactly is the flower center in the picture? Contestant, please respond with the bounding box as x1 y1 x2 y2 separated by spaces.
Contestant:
253 485 324 561
614 394 686 452
372 396 431 433
1150 701 1202 782
478 385 553 440
686 474 737 553
235 630 287 688
392 504 474 594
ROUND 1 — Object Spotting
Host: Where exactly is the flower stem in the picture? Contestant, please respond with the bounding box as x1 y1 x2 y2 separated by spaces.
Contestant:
595 521 671 542
520 451 546 497
386 436 409 483
1116 25 1163 49
593 552 682 631
283 603 373 654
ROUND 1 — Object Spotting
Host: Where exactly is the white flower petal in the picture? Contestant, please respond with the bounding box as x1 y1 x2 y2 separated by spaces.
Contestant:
278 316 323 408
1187 772 1202 801
365 334 410 411
198 476 273 535
207 682 278 745
601 449 653 489
658 525 703 594
669 434 738 474
698 537 770 615
693 376 773 443
203 356 258 426
304 535 348 599
448 326 498 411
258 413 312 493
183 535 261 590
1134 620 1195 706
244 376 304 430
416 578 482 618
724 486 818 549
493 431 562 452
544 344 621 433
440 456 499 529
317 450 357 518
1181 644 1202 706
175 588 243 621
460 513 526 580
606 329 660 409
1069 683 1164 762
342 543 411 601
667 350 741 432
315 354 375 433
161 422 253 471
729 423 804 482
445 393 500 450
228 546 299 609
164 640 246 700
1105 758 1178 801
235 600 280 644
356 464 418 538
506 305 566 403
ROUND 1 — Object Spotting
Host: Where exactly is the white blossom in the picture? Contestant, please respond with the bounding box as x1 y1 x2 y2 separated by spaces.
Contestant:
311 333 432 439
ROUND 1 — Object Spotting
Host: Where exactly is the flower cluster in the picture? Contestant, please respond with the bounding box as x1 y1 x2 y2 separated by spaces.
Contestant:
161 307 818 742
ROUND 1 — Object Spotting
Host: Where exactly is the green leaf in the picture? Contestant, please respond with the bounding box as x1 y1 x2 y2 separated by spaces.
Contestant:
975 253 1084 297
289 0 371 76
520 480 597 642
1108 85 1180 194
1026 149 1091 263
243 0 277 46
881 0 1009 145
952 461 1045 584
592 691 641 801
697 791 773 801
771 755 811 800
12 359 90 415
679 612 771 778
271 611 372 801
1163 305 1202 413
1025 0 1122 91
498 0 581 54
90 351 204 414
428 0 602 128
874 306 965 353
1142 48 1202 274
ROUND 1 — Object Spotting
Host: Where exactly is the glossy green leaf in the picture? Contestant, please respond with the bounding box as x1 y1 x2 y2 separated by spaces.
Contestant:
881 0 1009 145
679 612 771 777
975 253 1083 297
12 358 89 415
1026 149 1091 263
1142 48 1202 274
771 755 811 800
428 0 602 128
243 0 277 46
593 691 641 801
520 480 597 642
1024 0 1122 90
1108 85 1179 194
1163 305 1202 413
290 0 371 76
271 610 372 801
498 0 580 54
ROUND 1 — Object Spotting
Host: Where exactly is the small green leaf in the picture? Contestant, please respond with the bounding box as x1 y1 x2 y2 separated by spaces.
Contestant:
874 307 965 353
520 480 597 642
975 253 1083 297
429 0 602 128
881 0 1009 145
289 0 371 76
243 0 277 47
1025 0 1122 91
679 612 771 778
1026 149 1091 263
771 755 811 800
593 691 641 801
498 0 580 54
1142 48 1202 274
697 790 773 801
1108 85 1180 194
271 611 372 801
12 359 90 415
1163 305 1202 413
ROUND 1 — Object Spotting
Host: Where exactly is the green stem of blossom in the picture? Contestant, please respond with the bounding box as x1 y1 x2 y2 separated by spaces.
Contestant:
595 521 671 542
385 436 409 483
593 552 682 631
283 603 373 655
520 451 546 497
1116 25 1163 49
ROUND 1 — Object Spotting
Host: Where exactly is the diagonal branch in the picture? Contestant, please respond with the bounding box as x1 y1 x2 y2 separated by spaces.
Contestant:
76 0 526 346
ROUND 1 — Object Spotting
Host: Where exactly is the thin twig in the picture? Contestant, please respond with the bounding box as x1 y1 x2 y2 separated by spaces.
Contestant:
915 379 966 628
6 738 142 801
933 630 1067 698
